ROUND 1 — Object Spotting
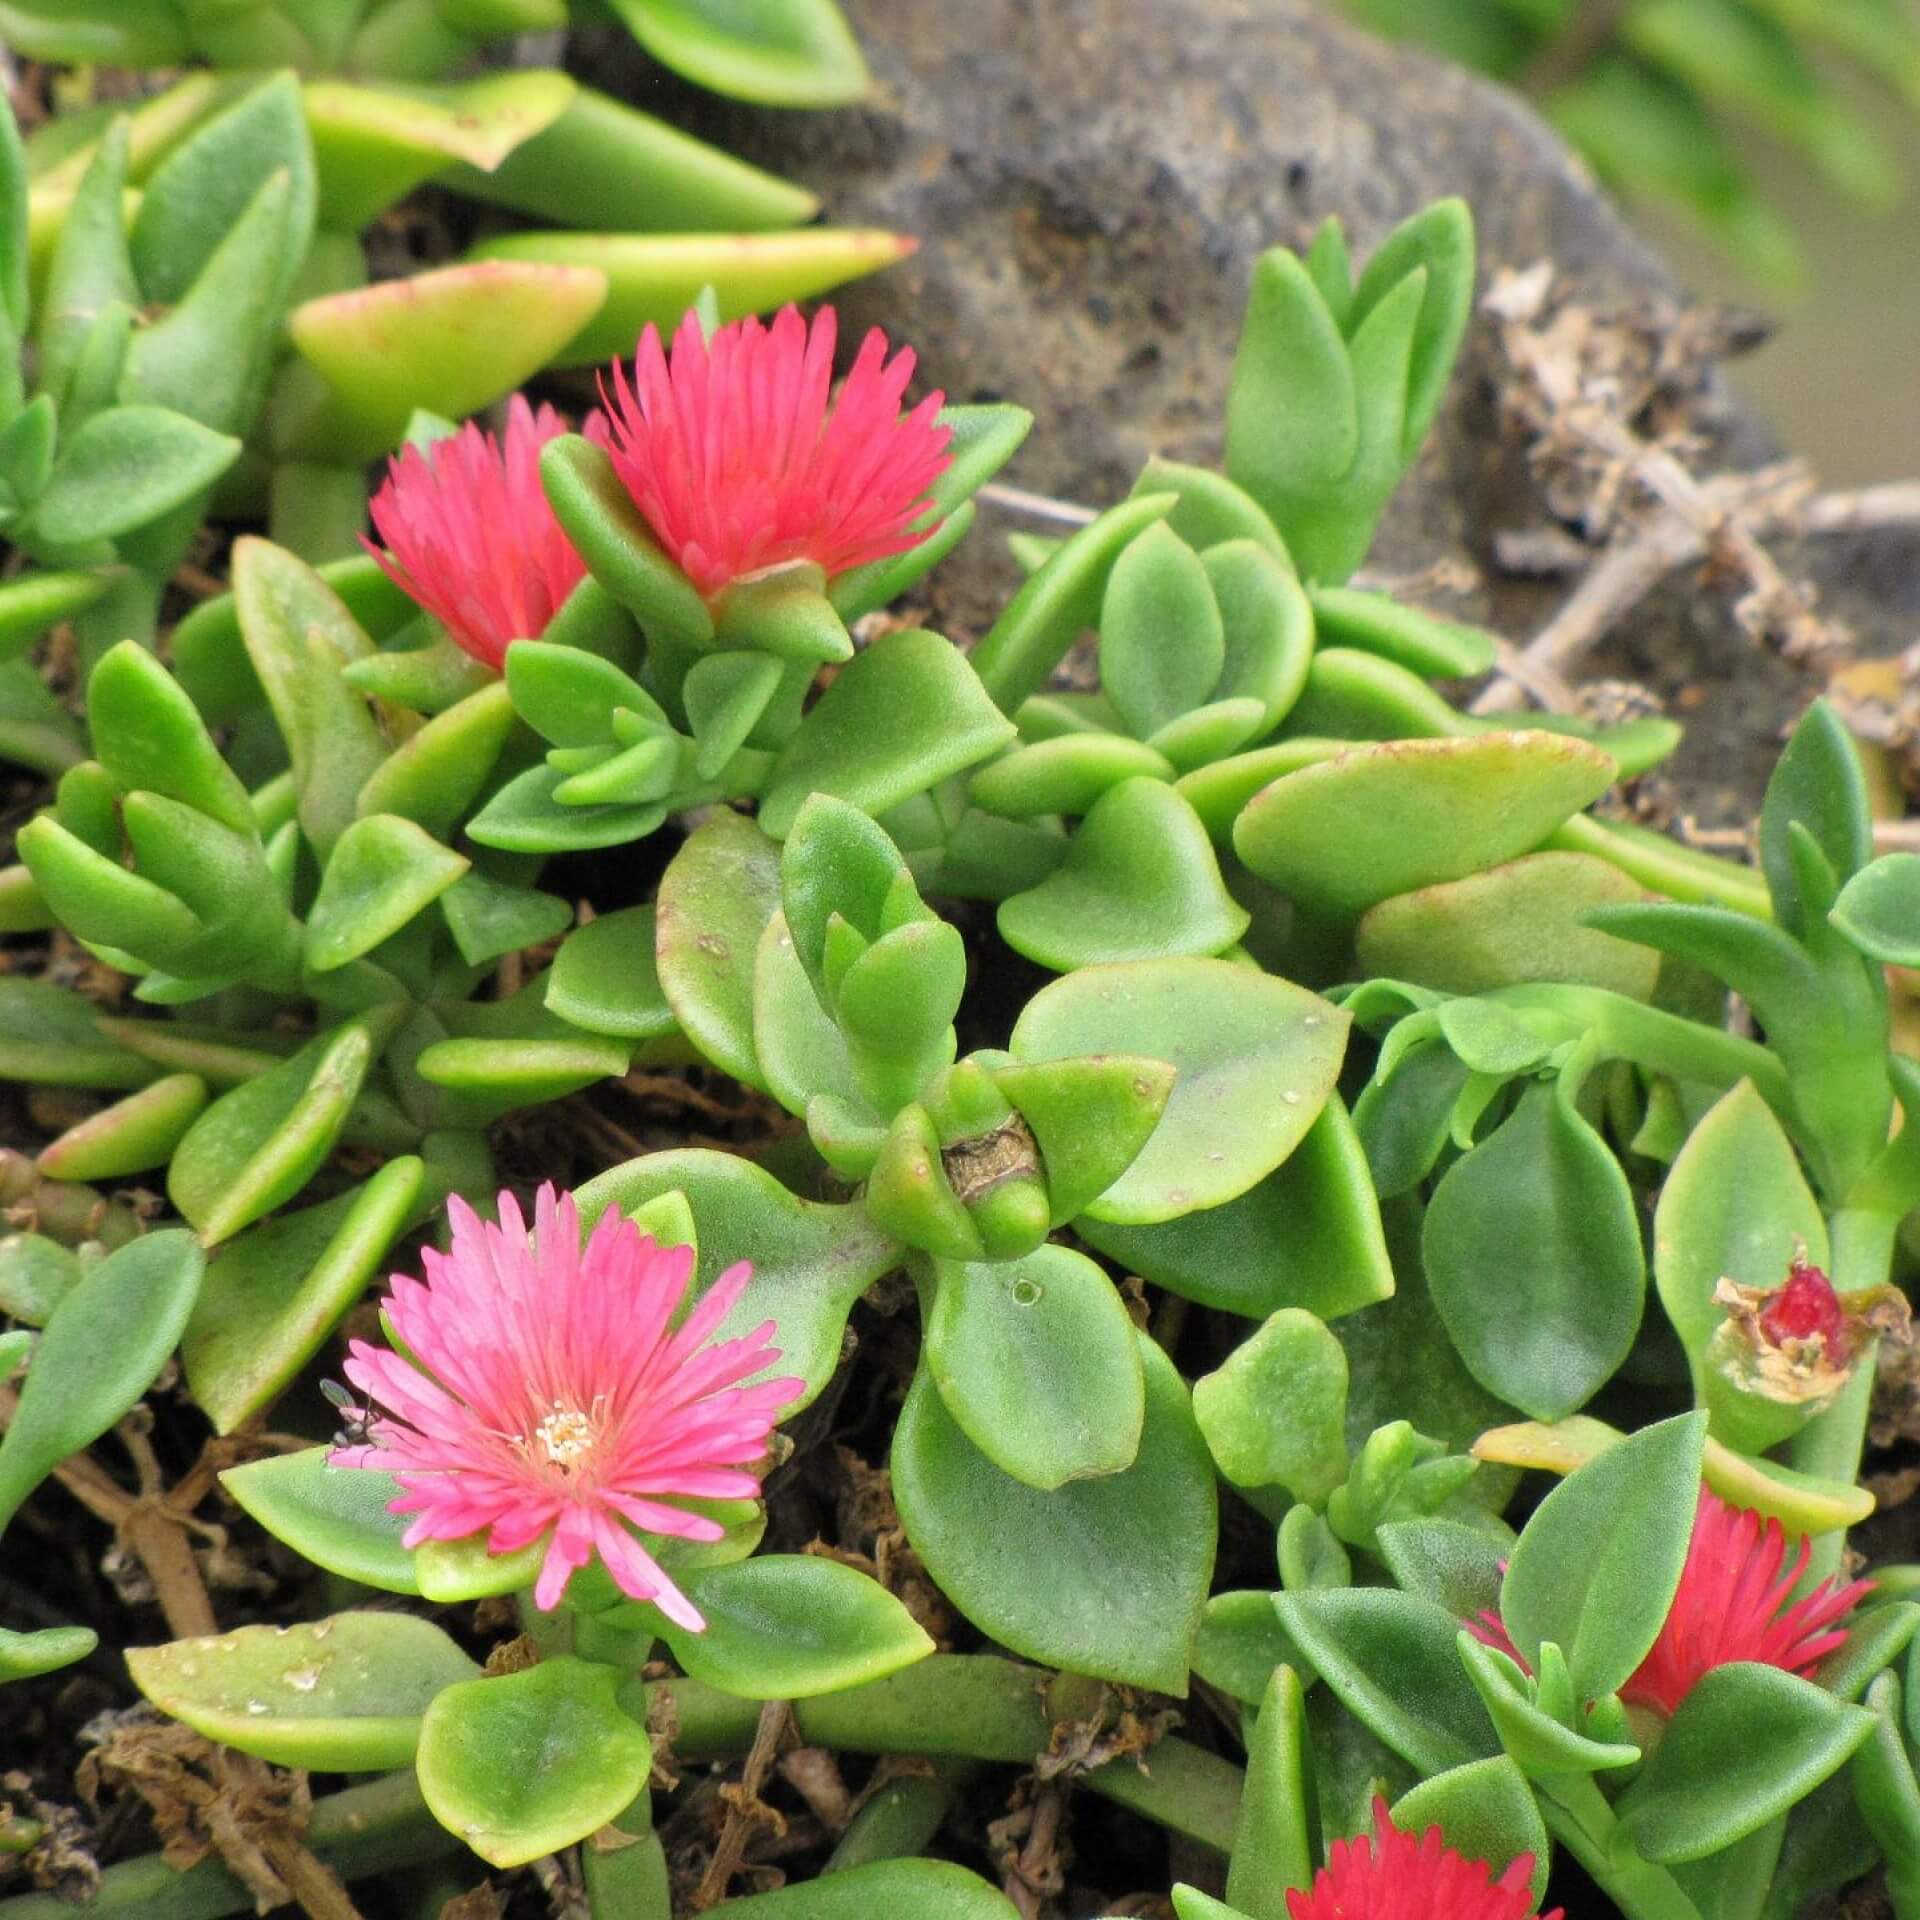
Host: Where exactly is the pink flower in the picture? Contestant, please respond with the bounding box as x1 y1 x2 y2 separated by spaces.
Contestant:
331 1184 802 1627
595 304 952 598
1283 1797 1558 1920
1468 1489 1868 1716
364 395 588 672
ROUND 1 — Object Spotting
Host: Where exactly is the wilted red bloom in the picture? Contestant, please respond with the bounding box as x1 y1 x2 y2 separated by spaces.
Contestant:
1468 1488 1868 1716
365 395 587 672
1759 1258 1847 1351
332 1184 802 1626
1284 1797 1558 1920
596 304 952 598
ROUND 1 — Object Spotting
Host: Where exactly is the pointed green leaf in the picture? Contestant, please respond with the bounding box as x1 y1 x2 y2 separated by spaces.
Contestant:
305 815 469 973
220 1447 419 1596
0 1232 204 1535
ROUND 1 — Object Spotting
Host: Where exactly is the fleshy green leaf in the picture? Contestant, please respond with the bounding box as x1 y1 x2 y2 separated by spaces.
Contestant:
129 1613 477 1771
1499 1411 1707 1703
1234 733 1618 918
757 628 1016 838
649 1555 932 1698
0 1232 204 1535
655 810 783 1089
891 1334 1215 1694
1616 1663 1875 1864
1423 1080 1646 1421
924 1244 1146 1490
28 407 239 545
168 1018 379 1245
1194 1310 1349 1502
1010 957 1348 1224
181 1158 424 1436
1077 1093 1392 1320
220 1447 419 1596
997 778 1250 970
1275 1587 1498 1776
417 1657 653 1869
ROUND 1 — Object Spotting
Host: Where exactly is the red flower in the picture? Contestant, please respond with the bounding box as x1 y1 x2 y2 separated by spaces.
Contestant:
1284 1797 1558 1920
365 395 587 672
1468 1489 1868 1716
595 304 952 598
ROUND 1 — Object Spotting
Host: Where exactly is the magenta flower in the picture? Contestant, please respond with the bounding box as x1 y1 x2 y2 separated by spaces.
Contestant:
595 304 953 599
364 395 588 672
1283 1797 1558 1920
1469 1488 1868 1717
331 1184 802 1626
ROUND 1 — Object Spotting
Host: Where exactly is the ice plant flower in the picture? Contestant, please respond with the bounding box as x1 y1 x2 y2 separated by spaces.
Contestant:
364 395 588 672
596 304 952 598
1469 1488 1869 1715
330 1184 803 1627
1282 1797 1559 1920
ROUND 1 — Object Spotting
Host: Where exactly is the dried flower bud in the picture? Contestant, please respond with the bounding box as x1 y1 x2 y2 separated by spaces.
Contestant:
1706 1254 1910 1451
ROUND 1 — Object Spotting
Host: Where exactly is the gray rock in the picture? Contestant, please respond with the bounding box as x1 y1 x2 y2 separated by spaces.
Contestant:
603 0 1919 817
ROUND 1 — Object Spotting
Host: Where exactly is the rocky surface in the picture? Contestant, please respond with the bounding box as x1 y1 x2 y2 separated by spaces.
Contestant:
601 0 1920 814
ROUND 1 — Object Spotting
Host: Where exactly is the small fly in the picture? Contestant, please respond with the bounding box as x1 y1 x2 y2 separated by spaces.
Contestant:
320 1377 379 1449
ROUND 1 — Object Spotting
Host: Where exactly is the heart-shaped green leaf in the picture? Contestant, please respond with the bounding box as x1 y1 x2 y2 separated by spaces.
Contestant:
1194 1310 1349 1501
997 778 1250 970
417 1656 652 1869
758 628 1015 838
304 814 469 973
891 1334 1214 1694
925 1244 1146 1489
129 1612 478 1771
1010 957 1348 1224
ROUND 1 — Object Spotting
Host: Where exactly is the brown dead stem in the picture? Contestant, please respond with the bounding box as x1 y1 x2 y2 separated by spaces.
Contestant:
691 1699 795 1911
1468 265 1920 718
79 1722 360 1920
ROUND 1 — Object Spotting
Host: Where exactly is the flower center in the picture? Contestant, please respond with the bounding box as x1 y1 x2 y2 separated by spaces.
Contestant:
533 1401 599 1470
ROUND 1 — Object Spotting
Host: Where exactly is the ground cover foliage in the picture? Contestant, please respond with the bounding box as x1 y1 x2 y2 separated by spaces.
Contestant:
5 25 1920 1920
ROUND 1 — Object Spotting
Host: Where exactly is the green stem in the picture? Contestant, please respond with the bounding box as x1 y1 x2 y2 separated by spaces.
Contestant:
1538 1775 1704 1920
0 1771 453 1920
1791 1205 1900 1579
825 1759 978 1873
630 1655 1243 1854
